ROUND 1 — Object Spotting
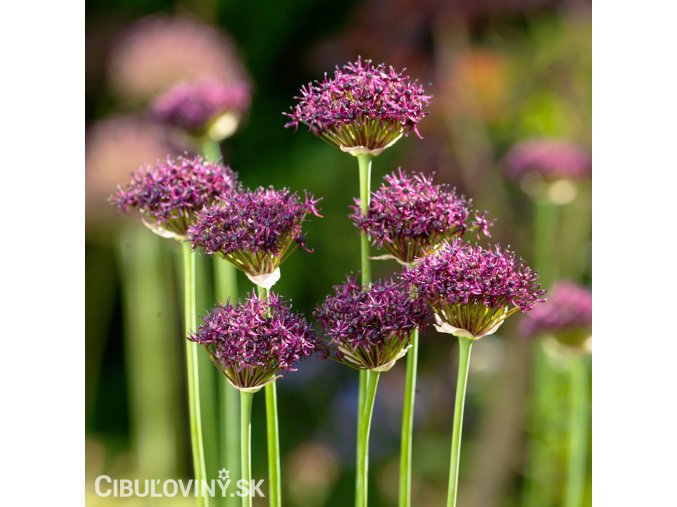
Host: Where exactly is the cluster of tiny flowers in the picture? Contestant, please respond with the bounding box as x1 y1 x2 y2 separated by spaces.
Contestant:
285 57 431 156
190 291 321 391
108 15 249 102
402 239 544 339
520 281 592 347
150 80 251 136
351 169 492 264
314 277 428 371
112 155 240 239
503 138 591 181
188 187 322 277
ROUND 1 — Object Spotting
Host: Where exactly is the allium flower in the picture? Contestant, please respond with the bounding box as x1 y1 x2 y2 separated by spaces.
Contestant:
86 115 175 223
402 239 544 340
150 80 251 140
188 187 322 288
284 56 431 157
109 15 249 102
314 277 429 372
503 138 591 182
112 155 240 240
351 169 492 264
190 291 322 392
520 281 592 349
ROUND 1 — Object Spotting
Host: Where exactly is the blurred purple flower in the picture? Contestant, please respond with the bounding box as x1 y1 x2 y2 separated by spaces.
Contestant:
314 277 429 371
108 15 249 102
351 169 492 264
402 239 544 339
285 56 431 156
190 291 323 391
111 155 240 239
503 138 591 182
519 280 592 348
150 80 251 140
86 115 176 222
188 187 322 287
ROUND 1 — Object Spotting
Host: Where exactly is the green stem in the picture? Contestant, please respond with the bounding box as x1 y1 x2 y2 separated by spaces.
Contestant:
533 197 560 287
398 328 419 507
446 337 473 507
255 285 282 507
240 391 254 507
355 154 373 507
201 137 222 163
182 243 209 507
356 370 380 507
564 356 589 507
215 258 240 507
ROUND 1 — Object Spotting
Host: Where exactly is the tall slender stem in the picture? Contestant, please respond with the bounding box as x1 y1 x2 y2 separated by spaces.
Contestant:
399 328 419 507
564 355 589 507
446 337 473 507
356 370 380 507
240 391 254 507
256 285 282 507
201 137 222 163
355 154 373 507
182 243 209 507
215 258 240 507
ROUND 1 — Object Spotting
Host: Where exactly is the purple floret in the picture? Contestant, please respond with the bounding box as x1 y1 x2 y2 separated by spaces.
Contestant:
351 169 492 264
519 281 592 346
189 291 322 391
284 56 431 156
402 239 544 339
150 80 251 135
188 187 322 276
503 138 591 181
111 155 240 238
314 277 429 371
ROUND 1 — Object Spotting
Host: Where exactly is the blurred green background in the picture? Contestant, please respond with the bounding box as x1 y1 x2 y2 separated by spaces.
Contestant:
85 0 591 505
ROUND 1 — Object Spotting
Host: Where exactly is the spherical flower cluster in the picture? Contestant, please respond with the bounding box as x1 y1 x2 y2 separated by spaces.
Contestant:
520 281 592 349
111 155 240 239
351 169 492 264
190 291 322 392
108 15 249 102
284 56 431 157
189 187 322 288
402 239 544 340
314 277 429 371
503 138 591 182
87 115 175 222
150 80 251 140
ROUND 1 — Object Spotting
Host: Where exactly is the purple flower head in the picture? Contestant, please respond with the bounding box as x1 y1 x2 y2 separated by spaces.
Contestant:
503 138 591 182
189 187 322 288
314 277 429 371
402 239 545 340
109 15 250 102
351 169 493 264
189 291 323 392
150 80 251 139
284 56 431 157
519 281 592 349
111 155 240 240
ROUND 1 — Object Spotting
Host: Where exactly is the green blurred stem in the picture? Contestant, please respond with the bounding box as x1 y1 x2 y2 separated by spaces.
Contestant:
356 370 380 507
240 391 254 507
533 197 560 287
355 154 373 507
256 285 282 507
182 243 209 507
119 227 178 477
201 137 222 162
564 356 589 507
215 259 240 507
399 328 419 507
446 337 473 507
